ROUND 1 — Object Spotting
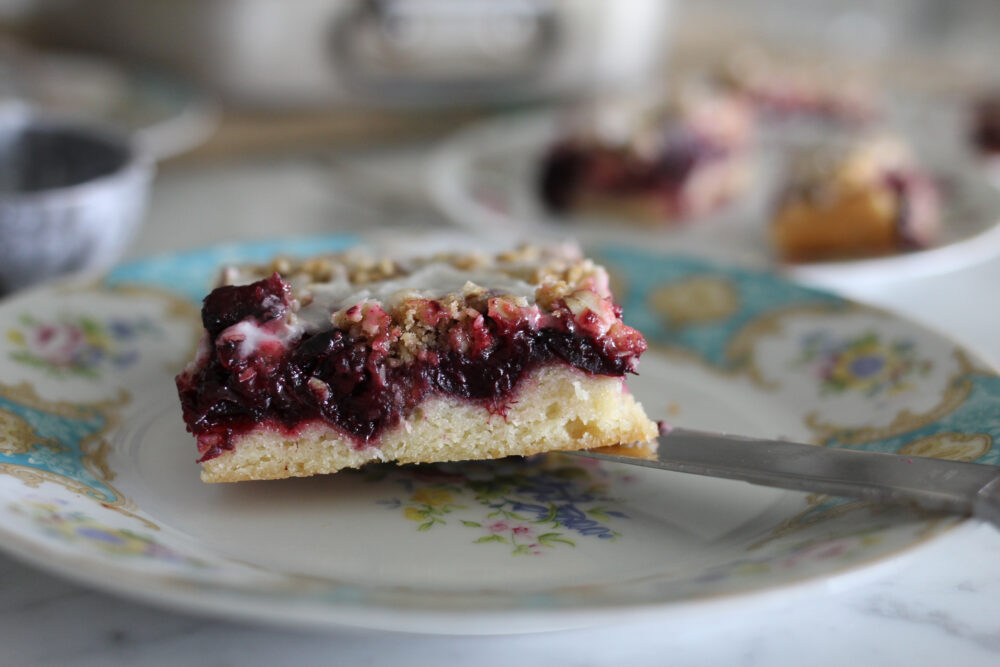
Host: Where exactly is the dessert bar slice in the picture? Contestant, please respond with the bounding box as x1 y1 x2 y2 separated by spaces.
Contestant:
538 87 754 223
770 135 940 262
176 245 658 482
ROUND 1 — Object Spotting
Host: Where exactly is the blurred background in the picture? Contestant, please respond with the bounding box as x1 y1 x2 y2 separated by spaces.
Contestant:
0 0 999 292
5 0 998 148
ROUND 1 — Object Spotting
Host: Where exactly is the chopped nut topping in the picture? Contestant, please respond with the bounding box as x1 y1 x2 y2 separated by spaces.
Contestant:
216 244 633 363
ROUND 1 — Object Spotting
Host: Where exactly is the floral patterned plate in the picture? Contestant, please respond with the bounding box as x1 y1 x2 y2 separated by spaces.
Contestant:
1 235 998 635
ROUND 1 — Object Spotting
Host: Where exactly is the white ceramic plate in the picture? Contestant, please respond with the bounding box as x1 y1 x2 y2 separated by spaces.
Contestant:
1 235 998 634
427 110 1000 292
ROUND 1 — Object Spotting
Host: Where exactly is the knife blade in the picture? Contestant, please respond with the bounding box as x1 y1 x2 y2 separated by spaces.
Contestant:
569 428 1000 527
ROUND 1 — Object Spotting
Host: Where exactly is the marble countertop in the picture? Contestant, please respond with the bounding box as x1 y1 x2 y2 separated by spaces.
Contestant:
3 156 1000 666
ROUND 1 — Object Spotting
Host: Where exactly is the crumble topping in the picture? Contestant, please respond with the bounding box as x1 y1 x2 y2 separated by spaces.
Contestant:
781 135 918 201
555 84 753 159
207 244 630 367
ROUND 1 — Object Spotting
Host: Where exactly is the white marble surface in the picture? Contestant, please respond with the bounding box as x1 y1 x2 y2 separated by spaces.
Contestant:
3 155 1000 666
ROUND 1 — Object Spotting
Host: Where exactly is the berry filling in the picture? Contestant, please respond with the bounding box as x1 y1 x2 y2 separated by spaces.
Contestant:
538 129 726 215
177 273 647 462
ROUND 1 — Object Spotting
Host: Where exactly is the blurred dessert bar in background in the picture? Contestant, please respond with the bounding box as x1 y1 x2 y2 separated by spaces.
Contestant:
537 85 755 224
770 134 940 262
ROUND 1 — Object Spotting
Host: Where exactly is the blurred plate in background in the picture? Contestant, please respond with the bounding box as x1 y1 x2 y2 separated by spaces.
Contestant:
428 109 1000 292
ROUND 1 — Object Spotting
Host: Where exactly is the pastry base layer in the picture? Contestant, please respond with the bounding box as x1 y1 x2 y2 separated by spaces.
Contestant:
200 365 658 482
771 188 899 262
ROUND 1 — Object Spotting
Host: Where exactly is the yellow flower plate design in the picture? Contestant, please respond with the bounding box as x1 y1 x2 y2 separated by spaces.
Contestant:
0 235 998 635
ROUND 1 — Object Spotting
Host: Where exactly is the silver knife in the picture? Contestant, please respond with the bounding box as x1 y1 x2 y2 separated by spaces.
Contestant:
569 428 1000 527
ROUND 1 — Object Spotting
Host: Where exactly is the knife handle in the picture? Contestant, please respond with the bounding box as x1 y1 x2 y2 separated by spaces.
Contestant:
973 477 1000 529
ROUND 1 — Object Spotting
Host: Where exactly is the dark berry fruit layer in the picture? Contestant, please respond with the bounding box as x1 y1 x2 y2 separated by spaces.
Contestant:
537 129 723 214
201 273 291 337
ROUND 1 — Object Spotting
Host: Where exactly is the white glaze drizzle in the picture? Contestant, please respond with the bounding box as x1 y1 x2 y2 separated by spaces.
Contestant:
296 262 539 331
